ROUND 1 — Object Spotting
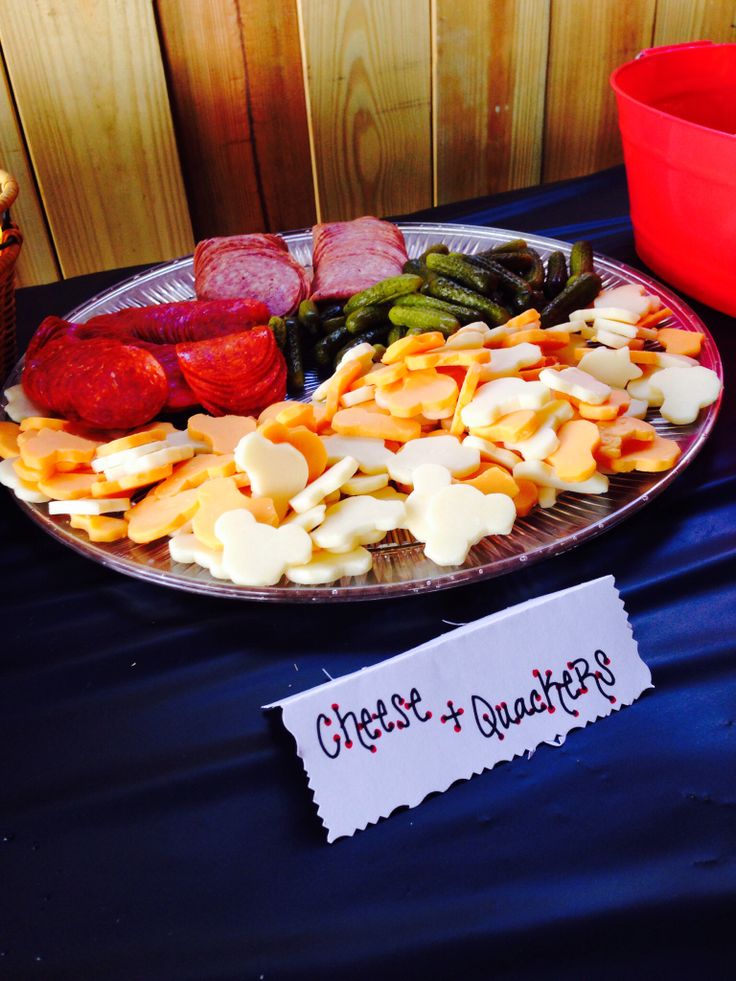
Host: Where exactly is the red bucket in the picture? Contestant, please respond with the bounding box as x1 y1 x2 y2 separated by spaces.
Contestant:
611 41 736 316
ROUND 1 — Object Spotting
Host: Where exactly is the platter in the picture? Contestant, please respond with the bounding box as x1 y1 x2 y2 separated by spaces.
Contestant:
3 222 723 601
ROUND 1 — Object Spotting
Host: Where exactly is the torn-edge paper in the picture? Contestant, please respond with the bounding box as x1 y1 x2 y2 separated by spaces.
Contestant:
264 576 653 842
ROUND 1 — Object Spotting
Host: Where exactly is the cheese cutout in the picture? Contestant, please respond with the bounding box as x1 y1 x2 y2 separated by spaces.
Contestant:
336 342 376 372
374 369 459 419
234 431 309 518
275 402 317 430
461 378 550 428
624 396 648 419
403 464 453 542
388 434 480 485
592 317 638 339
341 385 375 407
546 419 601 483
444 328 488 350
0 457 51 502
537 485 558 509
596 416 656 460
627 369 666 407
608 435 681 473
288 456 359 514
282 504 327 531
163 430 209 453
449 363 483 437
20 429 101 476
578 346 643 389
540 366 612 405
382 331 445 365
123 444 195 476
49 497 132 515
192 476 277 549
169 532 227 579
657 328 703 357
648 365 722 425
574 389 630 421
69 514 129 543
258 421 328 484
187 413 257 454
594 284 656 317
321 435 395 474
151 454 236 498
214 509 313 587
125 489 198 541
513 478 539 517
286 546 373 585
311 496 406 552
92 438 173 474
462 435 523 471
513 460 609 494
37 471 101 500
96 425 172 458
0 421 21 458
330 406 421 443
461 465 519 498
18 417 70 433
341 472 389 495
595 328 631 350
3 384 47 423
506 400 574 461
570 307 638 324
91 464 174 497
418 484 516 566
469 409 540 443
480 343 543 381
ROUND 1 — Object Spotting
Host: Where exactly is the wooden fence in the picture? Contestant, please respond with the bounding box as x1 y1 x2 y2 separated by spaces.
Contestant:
0 0 733 286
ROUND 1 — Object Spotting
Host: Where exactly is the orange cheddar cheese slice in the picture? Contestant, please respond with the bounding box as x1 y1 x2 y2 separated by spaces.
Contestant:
151 453 237 498
607 434 681 474
461 464 519 497
330 406 422 443
382 331 445 365
449 363 483 438
324 360 366 423
657 328 703 358
374 369 458 419
70 513 129 543
192 476 259 549
469 408 540 443
596 416 656 461
0 421 21 458
91 463 174 497
18 417 71 433
187 413 257 454
502 329 570 350
275 402 316 430
546 419 601 483
37 471 102 501
126 487 200 543
20 429 101 477
96 424 173 457
512 477 539 517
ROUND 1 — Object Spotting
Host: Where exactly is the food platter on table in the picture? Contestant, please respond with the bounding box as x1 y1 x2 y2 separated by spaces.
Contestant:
1 223 723 602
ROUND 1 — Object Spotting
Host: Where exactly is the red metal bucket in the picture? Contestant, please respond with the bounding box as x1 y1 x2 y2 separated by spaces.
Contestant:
611 41 736 316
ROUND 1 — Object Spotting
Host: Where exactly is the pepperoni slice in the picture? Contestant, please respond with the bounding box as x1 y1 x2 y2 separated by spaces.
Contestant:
69 340 168 429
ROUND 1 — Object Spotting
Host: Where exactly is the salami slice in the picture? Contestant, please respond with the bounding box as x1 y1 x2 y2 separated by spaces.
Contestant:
194 234 310 317
68 340 168 429
310 217 408 302
176 326 286 416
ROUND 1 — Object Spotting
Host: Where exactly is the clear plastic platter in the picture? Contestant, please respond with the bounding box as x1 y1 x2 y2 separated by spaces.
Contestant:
3 223 723 601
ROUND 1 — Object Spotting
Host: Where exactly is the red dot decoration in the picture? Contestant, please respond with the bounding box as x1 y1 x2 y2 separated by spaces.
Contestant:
370 745 377 754
324 717 332 726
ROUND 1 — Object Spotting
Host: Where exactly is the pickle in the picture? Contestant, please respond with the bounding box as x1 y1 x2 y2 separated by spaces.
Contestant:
297 299 322 339
316 301 344 321
425 252 497 295
314 324 351 366
285 318 304 393
419 242 449 263
544 250 568 300
343 274 424 314
522 249 545 291
267 315 287 351
321 314 346 334
465 255 534 307
387 324 407 346
487 238 528 254
426 277 511 325
345 303 390 335
392 292 489 325
334 325 391 368
388 304 459 336
540 271 603 327
403 258 427 277
567 240 595 283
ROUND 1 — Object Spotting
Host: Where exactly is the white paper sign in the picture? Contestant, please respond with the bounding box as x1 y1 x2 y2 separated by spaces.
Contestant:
265 576 652 842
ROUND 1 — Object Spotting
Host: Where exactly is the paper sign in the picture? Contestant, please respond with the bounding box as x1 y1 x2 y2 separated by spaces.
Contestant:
265 576 652 842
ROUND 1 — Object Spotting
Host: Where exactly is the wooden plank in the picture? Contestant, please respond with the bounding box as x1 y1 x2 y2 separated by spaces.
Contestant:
0 59 60 286
654 0 736 45
434 0 550 204
298 0 432 221
0 0 193 278
238 0 317 232
543 0 657 183
156 0 266 240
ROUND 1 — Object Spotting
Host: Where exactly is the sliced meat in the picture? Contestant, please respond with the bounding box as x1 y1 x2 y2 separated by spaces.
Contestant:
310 216 408 302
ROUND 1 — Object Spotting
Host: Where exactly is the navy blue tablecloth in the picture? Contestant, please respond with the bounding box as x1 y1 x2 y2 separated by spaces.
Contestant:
2 167 735 980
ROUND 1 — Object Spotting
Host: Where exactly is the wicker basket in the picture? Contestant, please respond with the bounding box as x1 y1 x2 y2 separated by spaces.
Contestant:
0 169 22 384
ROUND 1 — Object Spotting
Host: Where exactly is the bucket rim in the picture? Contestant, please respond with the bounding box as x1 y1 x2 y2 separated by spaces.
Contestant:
610 41 736 142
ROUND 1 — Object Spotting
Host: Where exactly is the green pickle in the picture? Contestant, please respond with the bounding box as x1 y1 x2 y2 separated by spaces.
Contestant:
343 273 424 314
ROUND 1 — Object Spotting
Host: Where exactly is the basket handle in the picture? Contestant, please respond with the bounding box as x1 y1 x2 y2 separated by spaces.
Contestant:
0 169 20 214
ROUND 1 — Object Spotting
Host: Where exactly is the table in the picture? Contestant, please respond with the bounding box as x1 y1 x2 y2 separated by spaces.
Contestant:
2 166 735 980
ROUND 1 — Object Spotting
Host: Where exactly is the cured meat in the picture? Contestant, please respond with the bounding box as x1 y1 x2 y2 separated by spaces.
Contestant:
194 234 310 317
79 298 270 344
309 216 409 302
177 326 286 416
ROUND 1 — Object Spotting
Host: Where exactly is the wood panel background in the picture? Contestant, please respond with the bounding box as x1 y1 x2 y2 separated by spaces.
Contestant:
0 0 733 287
